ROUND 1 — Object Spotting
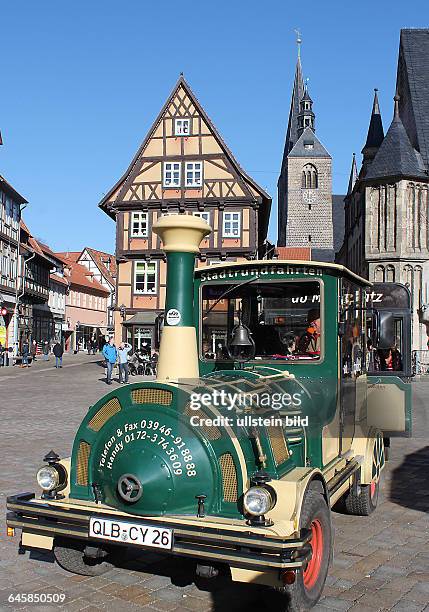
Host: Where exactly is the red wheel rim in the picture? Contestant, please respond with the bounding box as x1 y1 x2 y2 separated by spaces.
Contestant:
370 480 377 499
303 519 324 590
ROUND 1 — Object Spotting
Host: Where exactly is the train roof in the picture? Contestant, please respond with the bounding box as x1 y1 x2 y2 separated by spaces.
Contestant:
195 259 372 287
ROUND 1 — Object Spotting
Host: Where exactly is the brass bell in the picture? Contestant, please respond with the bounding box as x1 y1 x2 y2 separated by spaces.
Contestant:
228 322 255 362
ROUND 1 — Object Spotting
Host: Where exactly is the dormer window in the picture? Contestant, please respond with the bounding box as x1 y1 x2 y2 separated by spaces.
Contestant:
174 118 191 136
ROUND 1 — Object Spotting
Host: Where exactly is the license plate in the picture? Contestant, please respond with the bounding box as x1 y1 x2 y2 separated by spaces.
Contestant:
89 517 173 550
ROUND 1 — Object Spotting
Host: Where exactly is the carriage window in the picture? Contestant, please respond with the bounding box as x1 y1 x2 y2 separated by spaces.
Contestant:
201 281 322 361
341 284 365 377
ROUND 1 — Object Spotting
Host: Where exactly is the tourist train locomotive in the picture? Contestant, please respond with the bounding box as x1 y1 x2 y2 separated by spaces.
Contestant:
7 215 412 610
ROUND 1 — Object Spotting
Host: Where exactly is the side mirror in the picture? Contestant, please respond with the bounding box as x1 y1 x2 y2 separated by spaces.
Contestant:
154 313 164 350
377 311 395 350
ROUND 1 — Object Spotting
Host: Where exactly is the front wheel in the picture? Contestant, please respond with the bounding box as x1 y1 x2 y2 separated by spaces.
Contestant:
54 538 115 576
266 490 332 610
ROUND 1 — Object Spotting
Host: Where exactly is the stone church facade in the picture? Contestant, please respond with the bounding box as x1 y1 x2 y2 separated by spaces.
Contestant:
337 29 429 351
278 44 343 261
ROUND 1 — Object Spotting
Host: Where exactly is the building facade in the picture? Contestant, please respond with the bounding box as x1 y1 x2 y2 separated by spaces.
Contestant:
337 29 429 351
99 76 271 352
58 254 109 351
17 222 66 349
73 248 116 331
30 241 67 346
0 175 26 350
47 273 68 342
277 43 344 261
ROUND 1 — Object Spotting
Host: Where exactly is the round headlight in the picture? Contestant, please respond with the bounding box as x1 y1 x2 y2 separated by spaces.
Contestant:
37 466 60 491
243 486 274 516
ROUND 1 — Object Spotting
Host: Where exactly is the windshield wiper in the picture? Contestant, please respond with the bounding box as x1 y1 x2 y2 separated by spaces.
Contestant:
204 275 261 317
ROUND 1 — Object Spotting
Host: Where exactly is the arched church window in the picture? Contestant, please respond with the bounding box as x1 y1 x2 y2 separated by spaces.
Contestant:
403 265 413 291
386 265 395 282
302 164 318 189
374 266 385 282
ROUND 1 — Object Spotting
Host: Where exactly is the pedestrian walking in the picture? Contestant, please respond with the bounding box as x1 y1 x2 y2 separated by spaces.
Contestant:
0 343 4 367
42 341 50 361
31 340 37 362
90 335 97 355
21 340 30 368
53 342 64 368
102 337 117 385
117 342 132 384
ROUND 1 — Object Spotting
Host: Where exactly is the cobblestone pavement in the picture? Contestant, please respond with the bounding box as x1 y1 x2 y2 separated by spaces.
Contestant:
0 358 428 612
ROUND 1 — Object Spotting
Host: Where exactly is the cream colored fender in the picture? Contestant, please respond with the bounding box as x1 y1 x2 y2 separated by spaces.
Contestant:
266 467 328 534
351 427 385 485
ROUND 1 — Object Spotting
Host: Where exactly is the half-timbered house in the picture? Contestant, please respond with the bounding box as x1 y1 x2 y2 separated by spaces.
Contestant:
99 76 271 352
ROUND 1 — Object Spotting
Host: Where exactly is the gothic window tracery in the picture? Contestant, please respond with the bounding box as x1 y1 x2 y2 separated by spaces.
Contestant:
403 265 413 299
374 266 385 282
301 164 318 189
386 265 395 282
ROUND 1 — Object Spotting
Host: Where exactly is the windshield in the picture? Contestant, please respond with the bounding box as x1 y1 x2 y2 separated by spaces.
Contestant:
201 280 322 362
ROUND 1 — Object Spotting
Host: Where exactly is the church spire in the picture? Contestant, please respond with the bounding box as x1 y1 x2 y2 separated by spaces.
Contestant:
362 89 384 166
283 34 305 156
347 153 358 194
297 81 315 138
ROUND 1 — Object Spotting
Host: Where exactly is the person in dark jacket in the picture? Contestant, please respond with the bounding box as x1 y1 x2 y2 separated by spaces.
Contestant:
21 340 30 367
53 342 64 368
0 343 4 367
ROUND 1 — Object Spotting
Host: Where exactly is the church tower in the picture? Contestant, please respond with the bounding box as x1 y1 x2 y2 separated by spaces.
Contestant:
277 37 334 258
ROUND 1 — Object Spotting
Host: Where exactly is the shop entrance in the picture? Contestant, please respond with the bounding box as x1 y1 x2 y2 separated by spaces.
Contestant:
128 326 152 355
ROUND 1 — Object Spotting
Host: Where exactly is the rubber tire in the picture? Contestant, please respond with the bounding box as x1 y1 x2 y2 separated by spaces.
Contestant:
343 478 379 516
267 490 332 611
54 538 114 576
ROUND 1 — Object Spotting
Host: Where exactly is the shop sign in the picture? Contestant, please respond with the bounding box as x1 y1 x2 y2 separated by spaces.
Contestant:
166 309 181 326
0 325 6 346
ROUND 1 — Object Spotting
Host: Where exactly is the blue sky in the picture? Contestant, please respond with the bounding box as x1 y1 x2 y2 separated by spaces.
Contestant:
0 1 426 253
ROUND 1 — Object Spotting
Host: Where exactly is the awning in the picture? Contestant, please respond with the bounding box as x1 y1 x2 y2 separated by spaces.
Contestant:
123 312 160 326
0 292 17 305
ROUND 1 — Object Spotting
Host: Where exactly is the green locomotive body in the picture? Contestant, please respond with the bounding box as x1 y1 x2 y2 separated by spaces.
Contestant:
7 216 412 609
